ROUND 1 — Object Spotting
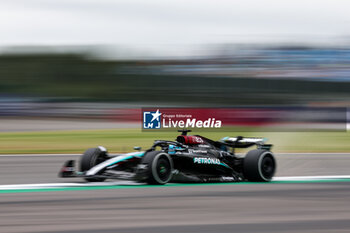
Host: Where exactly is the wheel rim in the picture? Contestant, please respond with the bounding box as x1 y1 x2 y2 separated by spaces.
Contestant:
260 155 275 180
156 157 171 182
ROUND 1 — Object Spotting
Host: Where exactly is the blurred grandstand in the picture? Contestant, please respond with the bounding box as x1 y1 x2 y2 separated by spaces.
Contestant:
0 44 349 129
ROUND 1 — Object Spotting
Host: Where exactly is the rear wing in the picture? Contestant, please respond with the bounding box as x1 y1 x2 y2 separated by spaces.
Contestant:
219 136 272 150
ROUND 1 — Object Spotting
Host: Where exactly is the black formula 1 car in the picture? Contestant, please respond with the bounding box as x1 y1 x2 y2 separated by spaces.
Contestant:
59 130 276 184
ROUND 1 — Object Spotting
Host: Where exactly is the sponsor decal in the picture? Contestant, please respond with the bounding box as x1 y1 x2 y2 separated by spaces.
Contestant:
189 149 207 154
193 157 221 165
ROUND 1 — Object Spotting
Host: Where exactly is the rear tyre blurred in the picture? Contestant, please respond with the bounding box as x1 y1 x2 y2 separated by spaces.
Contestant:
243 149 276 182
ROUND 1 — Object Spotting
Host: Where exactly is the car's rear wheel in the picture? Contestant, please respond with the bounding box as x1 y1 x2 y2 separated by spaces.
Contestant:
136 151 173 185
243 149 276 182
80 148 107 182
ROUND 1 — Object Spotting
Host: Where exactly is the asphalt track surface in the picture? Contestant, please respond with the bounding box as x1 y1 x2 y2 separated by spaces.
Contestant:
1 153 350 233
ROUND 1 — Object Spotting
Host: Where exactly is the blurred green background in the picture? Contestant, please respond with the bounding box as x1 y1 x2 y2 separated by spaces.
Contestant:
1 46 350 154
1 49 350 105
0 129 349 154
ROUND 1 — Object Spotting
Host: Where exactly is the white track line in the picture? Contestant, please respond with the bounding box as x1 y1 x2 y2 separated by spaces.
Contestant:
1 175 350 190
0 181 138 190
272 175 350 181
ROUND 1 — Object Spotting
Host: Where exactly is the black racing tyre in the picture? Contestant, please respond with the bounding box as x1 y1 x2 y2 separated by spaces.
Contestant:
80 148 107 182
136 151 173 185
243 149 276 182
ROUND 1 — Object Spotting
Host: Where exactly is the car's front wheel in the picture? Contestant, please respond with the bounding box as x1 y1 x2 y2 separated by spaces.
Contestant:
136 151 173 185
80 147 107 182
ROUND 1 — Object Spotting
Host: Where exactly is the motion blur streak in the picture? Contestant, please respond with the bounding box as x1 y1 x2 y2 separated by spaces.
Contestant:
1 45 350 106
1 1 350 232
1 45 350 132
1 182 350 233
0 153 350 232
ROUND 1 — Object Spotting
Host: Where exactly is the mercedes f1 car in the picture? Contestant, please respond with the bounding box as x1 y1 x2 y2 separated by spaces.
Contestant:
59 130 276 184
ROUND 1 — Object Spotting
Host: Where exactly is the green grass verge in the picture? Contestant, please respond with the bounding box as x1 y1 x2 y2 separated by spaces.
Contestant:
0 129 350 154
